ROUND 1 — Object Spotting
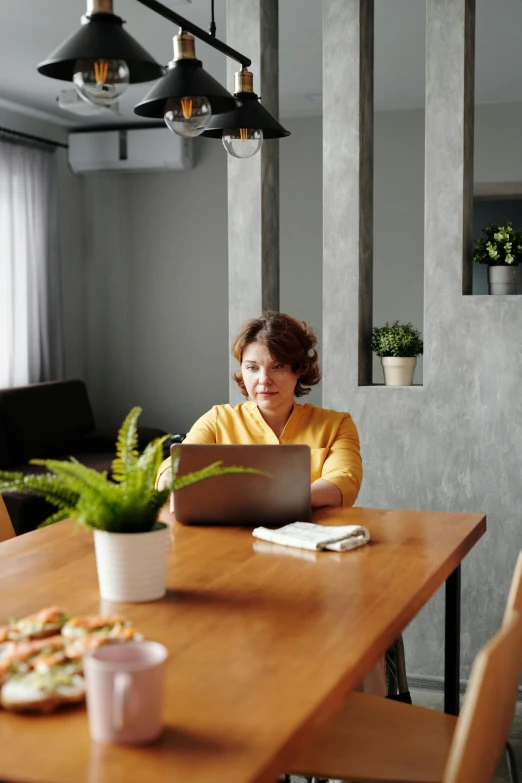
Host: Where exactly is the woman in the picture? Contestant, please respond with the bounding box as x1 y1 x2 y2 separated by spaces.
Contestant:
157 312 362 508
157 312 385 696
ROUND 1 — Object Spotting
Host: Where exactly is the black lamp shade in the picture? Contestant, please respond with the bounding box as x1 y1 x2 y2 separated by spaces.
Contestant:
201 92 290 139
37 13 165 84
134 59 240 118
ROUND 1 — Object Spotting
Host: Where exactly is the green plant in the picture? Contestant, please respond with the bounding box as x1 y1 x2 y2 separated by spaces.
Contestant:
371 321 424 358
0 407 266 533
473 221 522 266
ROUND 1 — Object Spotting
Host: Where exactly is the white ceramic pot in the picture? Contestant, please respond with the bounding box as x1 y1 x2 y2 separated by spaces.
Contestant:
381 357 417 386
488 264 518 295
93 523 170 603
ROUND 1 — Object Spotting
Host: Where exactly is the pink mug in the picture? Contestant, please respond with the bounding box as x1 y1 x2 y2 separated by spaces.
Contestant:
84 640 168 745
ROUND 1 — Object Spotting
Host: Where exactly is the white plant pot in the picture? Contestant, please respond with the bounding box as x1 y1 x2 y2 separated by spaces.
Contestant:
381 357 417 386
93 523 170 603
487 264 518 295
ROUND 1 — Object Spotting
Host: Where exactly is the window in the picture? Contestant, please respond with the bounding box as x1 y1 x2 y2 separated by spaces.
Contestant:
0 138 63 387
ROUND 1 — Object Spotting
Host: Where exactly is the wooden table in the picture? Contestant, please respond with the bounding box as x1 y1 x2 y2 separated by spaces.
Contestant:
0 506 485 783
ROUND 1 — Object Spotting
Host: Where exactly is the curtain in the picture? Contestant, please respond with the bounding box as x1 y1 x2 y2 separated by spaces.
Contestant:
0 138 64 388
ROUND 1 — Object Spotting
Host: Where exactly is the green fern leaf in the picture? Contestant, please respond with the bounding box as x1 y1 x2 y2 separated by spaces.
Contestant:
146 489 172 518
30 460 126 531
112 407 141 482
0 470 24 483
173 463 269 491
136 435 170 479
171 446 181 481
37 509 71 528
125 434 170 499
74 478 127 531
30 459 112 497
0 471 80 510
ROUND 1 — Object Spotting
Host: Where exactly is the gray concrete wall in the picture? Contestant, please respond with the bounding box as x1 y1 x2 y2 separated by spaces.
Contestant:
322 0 374 392
81 140 229 432
226 0 280 404
324 0 522 681
56 149 87 381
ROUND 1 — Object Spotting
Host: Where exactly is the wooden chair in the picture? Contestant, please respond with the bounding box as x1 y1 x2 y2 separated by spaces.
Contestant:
499 548 522 783
505 550 522 622
290 576 522 783
0 495 15 542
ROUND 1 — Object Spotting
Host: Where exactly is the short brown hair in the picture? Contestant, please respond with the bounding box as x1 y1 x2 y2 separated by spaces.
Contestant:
232 312 321 398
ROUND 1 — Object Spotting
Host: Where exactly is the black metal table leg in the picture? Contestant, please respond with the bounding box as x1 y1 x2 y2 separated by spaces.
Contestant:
444 565 461 715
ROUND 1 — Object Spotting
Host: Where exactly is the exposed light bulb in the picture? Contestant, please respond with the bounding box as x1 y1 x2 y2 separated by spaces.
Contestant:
222 128 263 159
73 59 129 107
164 96 212 138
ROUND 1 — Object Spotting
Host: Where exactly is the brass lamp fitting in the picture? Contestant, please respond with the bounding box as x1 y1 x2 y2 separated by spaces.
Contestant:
87 0 114 13
234 68 254 94
173 30 197 61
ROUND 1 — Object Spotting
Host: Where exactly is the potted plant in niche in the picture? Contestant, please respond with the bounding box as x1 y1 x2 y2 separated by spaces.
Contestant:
473 220 522 295
0 407 264 603
371 321 424 386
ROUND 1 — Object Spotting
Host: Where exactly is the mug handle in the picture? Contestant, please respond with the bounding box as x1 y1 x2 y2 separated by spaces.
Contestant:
113 672 132 730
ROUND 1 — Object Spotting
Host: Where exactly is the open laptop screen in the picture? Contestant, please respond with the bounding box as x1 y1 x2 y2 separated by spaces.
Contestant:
173 444 311 526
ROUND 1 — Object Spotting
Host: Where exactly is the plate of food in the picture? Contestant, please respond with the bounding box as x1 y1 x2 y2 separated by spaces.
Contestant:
0 606 142 713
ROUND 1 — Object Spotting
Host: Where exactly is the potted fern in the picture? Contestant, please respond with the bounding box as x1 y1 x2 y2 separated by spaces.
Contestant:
0 407 262 603
473 220 522 294
371 321 423 386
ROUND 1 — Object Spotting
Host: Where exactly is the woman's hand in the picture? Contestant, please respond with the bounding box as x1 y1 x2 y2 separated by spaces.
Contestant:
310 479 342 508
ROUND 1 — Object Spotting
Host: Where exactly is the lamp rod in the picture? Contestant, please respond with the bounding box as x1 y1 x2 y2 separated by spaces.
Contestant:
134 0 251 67
209 0 216 37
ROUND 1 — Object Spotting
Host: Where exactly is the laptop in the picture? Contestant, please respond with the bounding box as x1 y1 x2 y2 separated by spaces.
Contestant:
173 444 311 525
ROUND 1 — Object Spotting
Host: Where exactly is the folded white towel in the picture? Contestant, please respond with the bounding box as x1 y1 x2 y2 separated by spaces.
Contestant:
252 521 370 552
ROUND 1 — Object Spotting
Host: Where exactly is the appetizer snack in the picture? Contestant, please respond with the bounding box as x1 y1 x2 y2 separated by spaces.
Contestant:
0 659 20 686
61 615 133 639
7 607 69 641
0 668 86 712
63 627 140 668
0 635 65 664
0 607 143 713
32 650 69 672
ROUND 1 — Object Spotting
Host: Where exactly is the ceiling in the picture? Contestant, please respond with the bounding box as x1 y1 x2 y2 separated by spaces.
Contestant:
0 0 522 128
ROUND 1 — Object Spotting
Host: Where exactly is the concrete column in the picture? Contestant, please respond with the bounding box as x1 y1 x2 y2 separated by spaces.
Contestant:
424 0 475 387
322 0 374 407
226 0 280 403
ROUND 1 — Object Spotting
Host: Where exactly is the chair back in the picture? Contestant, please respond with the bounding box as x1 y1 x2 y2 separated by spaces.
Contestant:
0 495 15 542
443 611 522 783
504 550 522 623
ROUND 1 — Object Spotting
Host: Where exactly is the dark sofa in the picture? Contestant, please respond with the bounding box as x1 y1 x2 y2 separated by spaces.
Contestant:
0 379 168 535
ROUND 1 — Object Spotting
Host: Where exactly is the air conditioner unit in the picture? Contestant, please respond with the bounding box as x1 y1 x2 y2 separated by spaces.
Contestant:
68 127 193 175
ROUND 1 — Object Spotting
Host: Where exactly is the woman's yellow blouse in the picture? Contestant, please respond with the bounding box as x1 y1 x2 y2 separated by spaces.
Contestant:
157 401 363 508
